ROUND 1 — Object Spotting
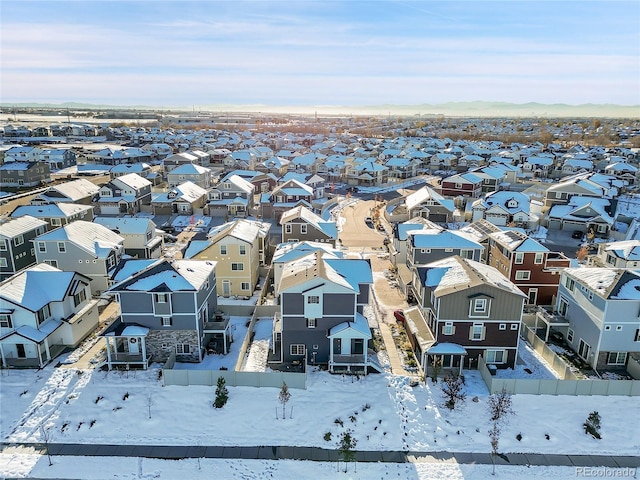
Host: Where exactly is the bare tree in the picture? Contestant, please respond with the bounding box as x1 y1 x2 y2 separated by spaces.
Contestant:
278 382 291 420
40 425 53 466
146 392 154 419
441 373 466 410
487 389 515 475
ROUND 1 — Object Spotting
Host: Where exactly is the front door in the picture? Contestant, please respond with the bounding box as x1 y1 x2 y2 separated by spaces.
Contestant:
128 338 140 355
333 338 342 355
16 343 26 358
222 280 231 297
578 339 590 361
528 288 538 305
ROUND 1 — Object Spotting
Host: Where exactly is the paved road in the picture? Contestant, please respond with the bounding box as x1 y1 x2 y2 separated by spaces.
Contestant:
2 442 638 468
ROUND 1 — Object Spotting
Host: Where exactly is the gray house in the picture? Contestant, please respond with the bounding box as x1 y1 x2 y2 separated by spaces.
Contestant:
406 229 484 269
0 216 48 280
94 217 163 259
0 162 50 188
33 220 125 296
271 251 382 374
10 203 94 230
103 259 220 369
280 205 339 246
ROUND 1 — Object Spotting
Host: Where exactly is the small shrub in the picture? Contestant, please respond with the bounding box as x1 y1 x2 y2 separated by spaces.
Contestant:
94 395 104 404
516 433 522 441
349 415 357 423
20 390 28 397
323 432 332 442
213 376 228 409
362 403 371 412
122 392 129 401
112 406 122 412
334 418 343 427
583 411 602 439
89 419 96 428
77 422 83 431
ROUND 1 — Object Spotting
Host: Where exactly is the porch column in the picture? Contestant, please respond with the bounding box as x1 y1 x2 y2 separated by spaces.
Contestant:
224 326 228 355
363 342 368 376
141 337 147 369
36 344 44 369
459 355 464 376
329 338 334 373
43 340 51 363
0 343 6 367
105 337 113 369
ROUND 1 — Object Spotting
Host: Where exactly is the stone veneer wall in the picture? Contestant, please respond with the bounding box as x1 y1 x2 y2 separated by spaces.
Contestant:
147 330 200 363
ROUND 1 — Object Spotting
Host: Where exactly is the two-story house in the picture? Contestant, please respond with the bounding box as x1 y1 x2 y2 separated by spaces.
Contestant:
406 229 484 269
271 251 380 374
184 219 270 297
103 259 219 369
543 172 621 207
413 256 527 370
587 240 640 268
207 174 255 218
487 230 570 306
32 178 99 205
167 163 212 189
151 181 208 216
33 220 125 296
440 172 484 198
0 216 48 280
280 205 338 246
550 268 640 371
471 191 538 229
261 179 315 220
0 162 50 188
10 203 94 230
547 196 614 238
95 173 152 215
404 185 455 223
0 264 99 368
93 217 163 259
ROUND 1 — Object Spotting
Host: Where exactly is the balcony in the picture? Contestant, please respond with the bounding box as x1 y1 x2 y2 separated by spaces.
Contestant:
534 305 570 342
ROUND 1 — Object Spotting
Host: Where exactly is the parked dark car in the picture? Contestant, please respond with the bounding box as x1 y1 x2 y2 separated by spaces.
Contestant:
365 217 374 228
572 230 583 239
393 309 405 323
346 186 359 193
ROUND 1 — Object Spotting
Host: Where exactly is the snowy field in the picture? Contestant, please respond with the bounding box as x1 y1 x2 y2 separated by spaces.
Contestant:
1 363 639 478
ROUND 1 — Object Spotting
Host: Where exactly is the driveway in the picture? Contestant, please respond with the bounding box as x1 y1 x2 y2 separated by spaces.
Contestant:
338 199 387 248
542 228 582 259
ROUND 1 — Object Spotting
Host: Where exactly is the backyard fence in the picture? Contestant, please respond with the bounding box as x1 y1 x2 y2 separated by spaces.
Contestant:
162 366 307 389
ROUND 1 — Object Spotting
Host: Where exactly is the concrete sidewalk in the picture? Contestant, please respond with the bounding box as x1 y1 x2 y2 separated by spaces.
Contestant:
1 442 638 469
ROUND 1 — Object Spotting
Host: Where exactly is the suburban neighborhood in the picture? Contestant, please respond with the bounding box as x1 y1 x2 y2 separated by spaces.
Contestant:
1 111 639 478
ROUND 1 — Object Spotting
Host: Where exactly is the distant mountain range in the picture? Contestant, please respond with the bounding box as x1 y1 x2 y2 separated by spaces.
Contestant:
2 101 638 118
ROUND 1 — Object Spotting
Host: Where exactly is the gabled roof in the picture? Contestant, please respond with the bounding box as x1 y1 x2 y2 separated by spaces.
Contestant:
409 230 483 250
110 259 216 293
153 181 207 203
328 313 372 338
396 217 443 241
40 178 99 201
217 174 254 194
565 267 640 300
548 196 613 224
94 216 156 235
168 163 211 175
417 256 526 298
603 240 640 261
405 185 454 212
207 218 270 244
475 191 531 215
112 173 152 189
110 163 151 174
11 203 92 220
280 205 338 239
0 263 90 312
0 215 47 238
272 241 343 264
489 230 549 252
35 220 123 257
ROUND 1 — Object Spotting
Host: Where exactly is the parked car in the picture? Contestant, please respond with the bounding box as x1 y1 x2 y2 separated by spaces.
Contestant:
365 217 374 228
393 309 405 323
346 186 359 193
572 230 583 239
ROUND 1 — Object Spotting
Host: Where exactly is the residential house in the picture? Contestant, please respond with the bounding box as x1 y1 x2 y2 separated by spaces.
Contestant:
33 220 125 296
185 219 270 297
261 179 315 220
471 191 539 229
455 219 502 263
255 156 290 176
32 178 99 205
523 156 554 178
34 148 76 170
0 264 99 368
151 181 208 216
167 163 212 189
10 203 94 230
0 162 50 188
103 259 219 369
95 173 152 215
544 172 621 207
412 256 526 370
385 157 419 181
548 268 640 371
280 205 338 246
547 196 614 237
271 251 380 374
391 218 444 269
406 229 484 269
440 172 484 198
346 160 388 187
109 163 153 180
587 240 640 268
487 230 570 305
0 216 48 280
94 217 163 259
404 185 455 223
207 174 254 218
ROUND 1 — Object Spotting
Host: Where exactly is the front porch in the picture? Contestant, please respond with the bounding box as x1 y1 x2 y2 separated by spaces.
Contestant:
102 320 151 370
0 319 66 369
203 312 231 355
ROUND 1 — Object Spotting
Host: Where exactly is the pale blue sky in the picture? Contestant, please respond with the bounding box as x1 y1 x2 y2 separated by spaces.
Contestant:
1 1 639 107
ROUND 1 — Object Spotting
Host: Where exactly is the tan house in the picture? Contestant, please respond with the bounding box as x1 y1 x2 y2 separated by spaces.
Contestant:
184 219 270 297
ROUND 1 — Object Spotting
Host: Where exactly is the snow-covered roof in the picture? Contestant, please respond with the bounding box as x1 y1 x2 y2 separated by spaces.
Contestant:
0 215 47 238
112 173 152 189
153 181 207 203
272 241 342 264
405 185 453 212
94 217 155 235
11 202 92 219
489 230 548 253
168 163 211 175
564 267 638 299
280 206 338 239
409 230 483 250
207 219 270 244
110 259 216 293
35 220 124 257
603 240 640 261
328 313 372 338
41 178 99 201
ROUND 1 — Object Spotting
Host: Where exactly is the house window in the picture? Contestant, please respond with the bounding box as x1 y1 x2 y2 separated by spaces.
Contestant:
0 314 12 328
36 304 51 325
470 323 485 341
510 323 518 330
558 297 569 316
534 253 544 264
607 352 627 365
604 325 611 331
239 245 246 255
285 224 292 234
635 329 640 342
0 240 7 251
57 242 66 253
307 318 316 328
0 258 6 268
33 241 45 252
290 344 305 356
176 343 190 354
421 249 431 254
307 295 320 304
515 271 531 281
43 259 58 268
241 282 250 291
73 289 87 307
460 249 473 259
444 248 453 253
300 225 307 234
565 277 575 291
567 328 574 343
162 317 172 327
485 349 505 364
13 235 24 247
443 321 454 335
220 245 227 255
514 252 524 264
155 293 168 303
499 323 506 330
51 218 62 226
223 182 231 189
588 291 594 300
231 263 244 271
616 325 622 331
470 298 489 317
